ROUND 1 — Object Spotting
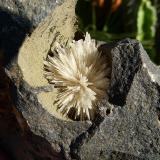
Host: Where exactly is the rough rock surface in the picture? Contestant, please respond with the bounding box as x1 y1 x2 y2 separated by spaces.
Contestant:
0 52 64 159
70 40 160 160
1 0 160 160
0 0 63 27
6 39 160 160
0 0 74 159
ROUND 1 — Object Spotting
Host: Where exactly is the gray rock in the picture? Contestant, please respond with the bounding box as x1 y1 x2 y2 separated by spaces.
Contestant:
70 39 160 160
6 39 160 159
0 0 64 27
0 7 31 66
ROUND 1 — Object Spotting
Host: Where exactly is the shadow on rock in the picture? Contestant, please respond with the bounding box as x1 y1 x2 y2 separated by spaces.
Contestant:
0 7 32 66
0 7 64 160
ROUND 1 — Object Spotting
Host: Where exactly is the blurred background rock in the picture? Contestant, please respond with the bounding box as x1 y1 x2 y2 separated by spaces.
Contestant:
0 0 63 27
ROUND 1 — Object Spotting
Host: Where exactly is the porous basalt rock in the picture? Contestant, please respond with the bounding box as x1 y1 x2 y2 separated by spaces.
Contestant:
4 1 160 160
6 0 93 158
70 40 160 160
7 40 160 160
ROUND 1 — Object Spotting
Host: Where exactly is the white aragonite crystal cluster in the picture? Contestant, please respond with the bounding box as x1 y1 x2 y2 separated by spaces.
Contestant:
43 33 110 120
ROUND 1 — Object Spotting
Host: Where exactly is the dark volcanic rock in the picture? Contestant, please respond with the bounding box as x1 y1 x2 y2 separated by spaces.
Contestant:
6 39 160 160
0 8 31 66
0 1 75 159
70 39 160 160
0 0 63 27
0 66 64 160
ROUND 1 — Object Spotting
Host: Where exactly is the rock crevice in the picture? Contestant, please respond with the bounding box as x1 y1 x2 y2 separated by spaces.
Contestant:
2 0 160 159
